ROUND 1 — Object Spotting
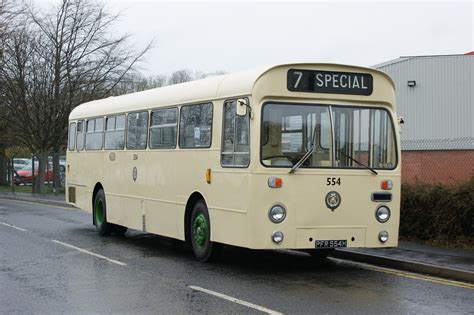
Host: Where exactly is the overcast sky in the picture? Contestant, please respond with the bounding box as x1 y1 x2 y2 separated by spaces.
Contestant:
40 0 473 76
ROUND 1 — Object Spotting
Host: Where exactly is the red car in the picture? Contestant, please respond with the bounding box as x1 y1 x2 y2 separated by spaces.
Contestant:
15 163 54 185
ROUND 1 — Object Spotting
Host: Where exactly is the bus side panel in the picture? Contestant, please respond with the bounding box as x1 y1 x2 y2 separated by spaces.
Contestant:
208 170 250 248
144 151 180 239
67 151 103 214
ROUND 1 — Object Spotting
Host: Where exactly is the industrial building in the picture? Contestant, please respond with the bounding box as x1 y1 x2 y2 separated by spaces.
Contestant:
375 53 473 184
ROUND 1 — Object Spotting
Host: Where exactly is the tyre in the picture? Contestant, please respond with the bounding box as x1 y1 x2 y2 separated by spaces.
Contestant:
307 249 334 259
190 200 221 262
93 189 113 235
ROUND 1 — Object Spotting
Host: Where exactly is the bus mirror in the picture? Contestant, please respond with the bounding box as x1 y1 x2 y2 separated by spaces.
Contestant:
236 99 248 116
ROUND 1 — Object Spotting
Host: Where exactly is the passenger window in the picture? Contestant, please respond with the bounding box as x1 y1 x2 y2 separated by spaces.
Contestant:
127 111 148 150
150 108 178 149
68 122 76 151
105 114 125 150
179 103 213 148
221 100 250 167
85 117 104 150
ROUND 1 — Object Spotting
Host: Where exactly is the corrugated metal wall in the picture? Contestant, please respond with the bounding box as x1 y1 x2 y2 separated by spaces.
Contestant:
376 55 473 150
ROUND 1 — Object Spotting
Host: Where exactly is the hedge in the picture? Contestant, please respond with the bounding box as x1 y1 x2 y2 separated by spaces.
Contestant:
400 174 474 246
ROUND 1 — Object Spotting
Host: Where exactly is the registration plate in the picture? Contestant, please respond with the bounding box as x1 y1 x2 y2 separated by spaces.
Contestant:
315 240 347 248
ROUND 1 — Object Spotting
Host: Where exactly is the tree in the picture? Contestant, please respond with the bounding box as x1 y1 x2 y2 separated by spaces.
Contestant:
168 69 194 85
112 73 167 95
0 0 25 185
1 0 151 192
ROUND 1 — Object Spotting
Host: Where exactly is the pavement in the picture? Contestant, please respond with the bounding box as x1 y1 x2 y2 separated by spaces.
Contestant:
1 190 473 284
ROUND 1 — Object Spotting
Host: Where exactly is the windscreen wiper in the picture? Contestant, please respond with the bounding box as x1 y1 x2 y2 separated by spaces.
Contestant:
290 125 318 174
289 144 315 174
336 149 378 175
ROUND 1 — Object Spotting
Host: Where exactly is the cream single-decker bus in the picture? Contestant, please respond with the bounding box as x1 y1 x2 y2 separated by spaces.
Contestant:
66 63 401 262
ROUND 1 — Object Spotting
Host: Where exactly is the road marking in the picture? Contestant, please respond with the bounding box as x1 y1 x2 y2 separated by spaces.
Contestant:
51 240 127 266
0 221 28 232
330 258 474 290
188 285 283 315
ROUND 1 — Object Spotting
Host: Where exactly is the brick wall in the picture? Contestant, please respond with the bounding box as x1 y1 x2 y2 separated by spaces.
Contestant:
402 150 474 185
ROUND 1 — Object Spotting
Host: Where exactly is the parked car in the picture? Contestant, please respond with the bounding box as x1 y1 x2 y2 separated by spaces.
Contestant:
13 158 30 171
14 162 54 185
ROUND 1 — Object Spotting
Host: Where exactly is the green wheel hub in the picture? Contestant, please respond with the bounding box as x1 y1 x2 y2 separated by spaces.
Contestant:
95 200 105 226
192 213 208 249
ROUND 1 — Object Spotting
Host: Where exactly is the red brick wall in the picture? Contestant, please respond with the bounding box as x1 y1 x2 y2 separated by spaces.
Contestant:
402 150 474 185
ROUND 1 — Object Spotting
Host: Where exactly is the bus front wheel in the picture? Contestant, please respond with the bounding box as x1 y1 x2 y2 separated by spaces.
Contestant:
190 200 221 262
93 189 113 236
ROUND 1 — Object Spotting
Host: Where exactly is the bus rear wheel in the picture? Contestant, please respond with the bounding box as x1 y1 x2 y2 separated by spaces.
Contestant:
190 200 221 262
93 189 113 236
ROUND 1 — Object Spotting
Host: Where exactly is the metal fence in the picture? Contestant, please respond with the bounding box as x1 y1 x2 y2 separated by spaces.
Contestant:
401 137 474 185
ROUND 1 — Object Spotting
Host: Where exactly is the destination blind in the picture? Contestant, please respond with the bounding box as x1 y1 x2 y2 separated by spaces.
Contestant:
287 69 373 96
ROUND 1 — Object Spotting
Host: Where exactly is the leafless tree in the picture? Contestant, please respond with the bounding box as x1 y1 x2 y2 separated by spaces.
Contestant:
112 73 167 95
1 0 151 192
168 69 194 85
195 70 227 79
0 0 26 185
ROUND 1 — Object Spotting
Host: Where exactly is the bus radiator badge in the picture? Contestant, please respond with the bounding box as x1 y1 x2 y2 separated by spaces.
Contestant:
325 191 341 211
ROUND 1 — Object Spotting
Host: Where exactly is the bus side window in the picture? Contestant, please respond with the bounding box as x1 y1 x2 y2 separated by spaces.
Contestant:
105 114 125 150
179 103 213 148
85 118 104 150
127 111 148 150
221 99 250 167
68 122 76 151
150 108 178 149
76 120 85 151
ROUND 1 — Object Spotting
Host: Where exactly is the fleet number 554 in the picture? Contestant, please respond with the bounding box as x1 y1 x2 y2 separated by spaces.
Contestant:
326 177 341 186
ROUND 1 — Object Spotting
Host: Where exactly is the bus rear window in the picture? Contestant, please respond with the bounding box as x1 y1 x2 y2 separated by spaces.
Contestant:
68 122 76 151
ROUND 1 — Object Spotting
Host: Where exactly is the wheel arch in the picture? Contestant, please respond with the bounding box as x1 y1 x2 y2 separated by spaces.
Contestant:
184 191 207 243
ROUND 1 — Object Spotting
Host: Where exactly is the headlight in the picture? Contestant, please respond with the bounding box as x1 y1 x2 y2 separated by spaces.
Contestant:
271 231 284 244
378 231 389 243
375 205 391 223
268 204 286 223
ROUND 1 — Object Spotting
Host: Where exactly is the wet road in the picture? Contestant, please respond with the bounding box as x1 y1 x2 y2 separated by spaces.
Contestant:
0 199 473 314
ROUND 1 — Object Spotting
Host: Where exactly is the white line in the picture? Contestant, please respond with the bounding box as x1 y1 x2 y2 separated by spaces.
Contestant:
188 285 283 315
329 257 474 290
0 221 28 232
51 240 127 266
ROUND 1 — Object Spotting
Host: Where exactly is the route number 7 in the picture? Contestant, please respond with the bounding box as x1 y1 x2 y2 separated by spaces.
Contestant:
293 71 303 89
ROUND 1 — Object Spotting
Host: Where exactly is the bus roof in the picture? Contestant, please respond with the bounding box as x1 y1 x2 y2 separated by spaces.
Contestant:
69 63 394 120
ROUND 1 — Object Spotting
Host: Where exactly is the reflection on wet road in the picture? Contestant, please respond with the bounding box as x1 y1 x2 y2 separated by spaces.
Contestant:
0 199 473 314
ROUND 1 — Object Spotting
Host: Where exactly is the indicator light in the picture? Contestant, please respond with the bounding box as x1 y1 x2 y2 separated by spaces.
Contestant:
381 179 393 190
205 169 211 184
268 177 283 188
